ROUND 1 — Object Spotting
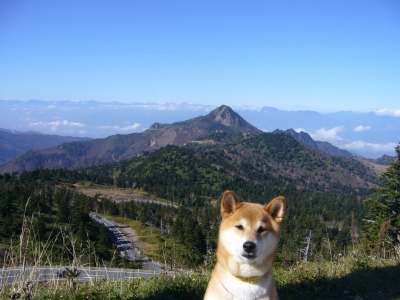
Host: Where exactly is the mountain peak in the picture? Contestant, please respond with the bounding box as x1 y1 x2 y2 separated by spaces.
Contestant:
208 105 237 126
205 105 260 133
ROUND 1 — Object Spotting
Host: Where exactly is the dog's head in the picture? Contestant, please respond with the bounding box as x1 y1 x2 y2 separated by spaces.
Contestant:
218 190 286 266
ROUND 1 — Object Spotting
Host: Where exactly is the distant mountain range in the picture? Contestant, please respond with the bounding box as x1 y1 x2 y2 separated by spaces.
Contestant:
0 106 257 173
0 128 90 164
1 99 399 158
0 106 394 174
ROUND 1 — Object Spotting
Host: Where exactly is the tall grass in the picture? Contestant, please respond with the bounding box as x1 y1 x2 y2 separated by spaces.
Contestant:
2 256 399 299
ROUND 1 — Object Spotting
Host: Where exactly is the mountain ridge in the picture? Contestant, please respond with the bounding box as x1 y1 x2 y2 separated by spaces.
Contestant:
274 129 353 158
0 106 260 173
0 130 91 164
0 105 393 175
1 99 399 158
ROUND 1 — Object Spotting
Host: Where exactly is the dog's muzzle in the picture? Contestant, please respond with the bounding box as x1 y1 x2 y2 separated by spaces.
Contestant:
242 241 256 258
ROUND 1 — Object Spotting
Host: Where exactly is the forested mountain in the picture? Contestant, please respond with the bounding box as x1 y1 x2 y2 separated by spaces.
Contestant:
0 129 90 163
87 131 378 201
93 130 385 260
0 106 261 174
0 129 387 268
373 154 397 165
70 131 376 265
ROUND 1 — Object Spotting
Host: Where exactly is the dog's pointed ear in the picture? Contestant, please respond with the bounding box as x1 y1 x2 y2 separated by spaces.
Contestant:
221 190 241 218
265 196 286 223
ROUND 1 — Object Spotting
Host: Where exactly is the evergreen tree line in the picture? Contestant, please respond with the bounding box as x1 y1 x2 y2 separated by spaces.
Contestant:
87 144 371 208
363 144 400 258
0 169 113 265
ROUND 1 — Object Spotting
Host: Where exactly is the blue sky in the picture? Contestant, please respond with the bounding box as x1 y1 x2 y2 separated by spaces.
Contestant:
1 0 399 113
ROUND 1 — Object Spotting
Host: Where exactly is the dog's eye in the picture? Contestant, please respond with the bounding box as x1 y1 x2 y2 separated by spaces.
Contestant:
235 225 244 230
257 226 267 233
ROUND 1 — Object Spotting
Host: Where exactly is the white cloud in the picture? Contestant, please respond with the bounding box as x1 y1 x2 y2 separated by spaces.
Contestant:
62 106 80 110
353 125 371 132
47 105 56 109
375 108 400 117
29 120 85 132
118 123 141 131
19 117 36 121
309 126 396 157
311 126 345 142
70 121 85 127
294 128 307 133
340 140 397 155
234 106 262 112
98 123 141 131
98 102 215 112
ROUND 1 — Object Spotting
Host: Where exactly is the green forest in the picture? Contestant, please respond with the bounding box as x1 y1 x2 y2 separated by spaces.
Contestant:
1 132 399 270
0 169 114 266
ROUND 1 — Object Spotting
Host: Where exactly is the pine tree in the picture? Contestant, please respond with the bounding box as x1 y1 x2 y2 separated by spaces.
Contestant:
364 144 400 250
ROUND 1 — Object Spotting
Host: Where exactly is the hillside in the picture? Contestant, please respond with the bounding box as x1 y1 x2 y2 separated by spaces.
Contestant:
275 128 353 157
0 129 90 163
0 105 261 174
93 131 378 203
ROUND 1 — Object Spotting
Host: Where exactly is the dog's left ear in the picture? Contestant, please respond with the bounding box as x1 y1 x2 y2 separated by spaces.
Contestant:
265 196 286 223
221 190 241 218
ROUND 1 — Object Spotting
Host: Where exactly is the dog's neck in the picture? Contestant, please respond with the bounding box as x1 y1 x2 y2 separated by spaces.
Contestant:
217 265 274 299
220 263 269 284
229 272 264 284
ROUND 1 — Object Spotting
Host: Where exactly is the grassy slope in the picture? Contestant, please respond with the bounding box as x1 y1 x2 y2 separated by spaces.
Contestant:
276 258 400 300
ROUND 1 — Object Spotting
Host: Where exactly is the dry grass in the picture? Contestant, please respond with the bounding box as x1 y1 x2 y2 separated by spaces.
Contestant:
356 157 389 175
2 255 399 300
74 183 174 205
73 183 150 202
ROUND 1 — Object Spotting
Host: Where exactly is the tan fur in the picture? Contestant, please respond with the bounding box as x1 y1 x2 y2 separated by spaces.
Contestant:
204 190 286 300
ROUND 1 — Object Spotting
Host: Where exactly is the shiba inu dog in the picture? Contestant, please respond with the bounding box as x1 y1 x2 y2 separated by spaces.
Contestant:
204 190 286 300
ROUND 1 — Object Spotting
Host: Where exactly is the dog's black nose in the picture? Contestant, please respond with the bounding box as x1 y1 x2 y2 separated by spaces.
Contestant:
243 241 256 253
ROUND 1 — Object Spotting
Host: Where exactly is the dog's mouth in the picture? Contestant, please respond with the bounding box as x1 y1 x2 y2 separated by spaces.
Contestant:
242 253 256 260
